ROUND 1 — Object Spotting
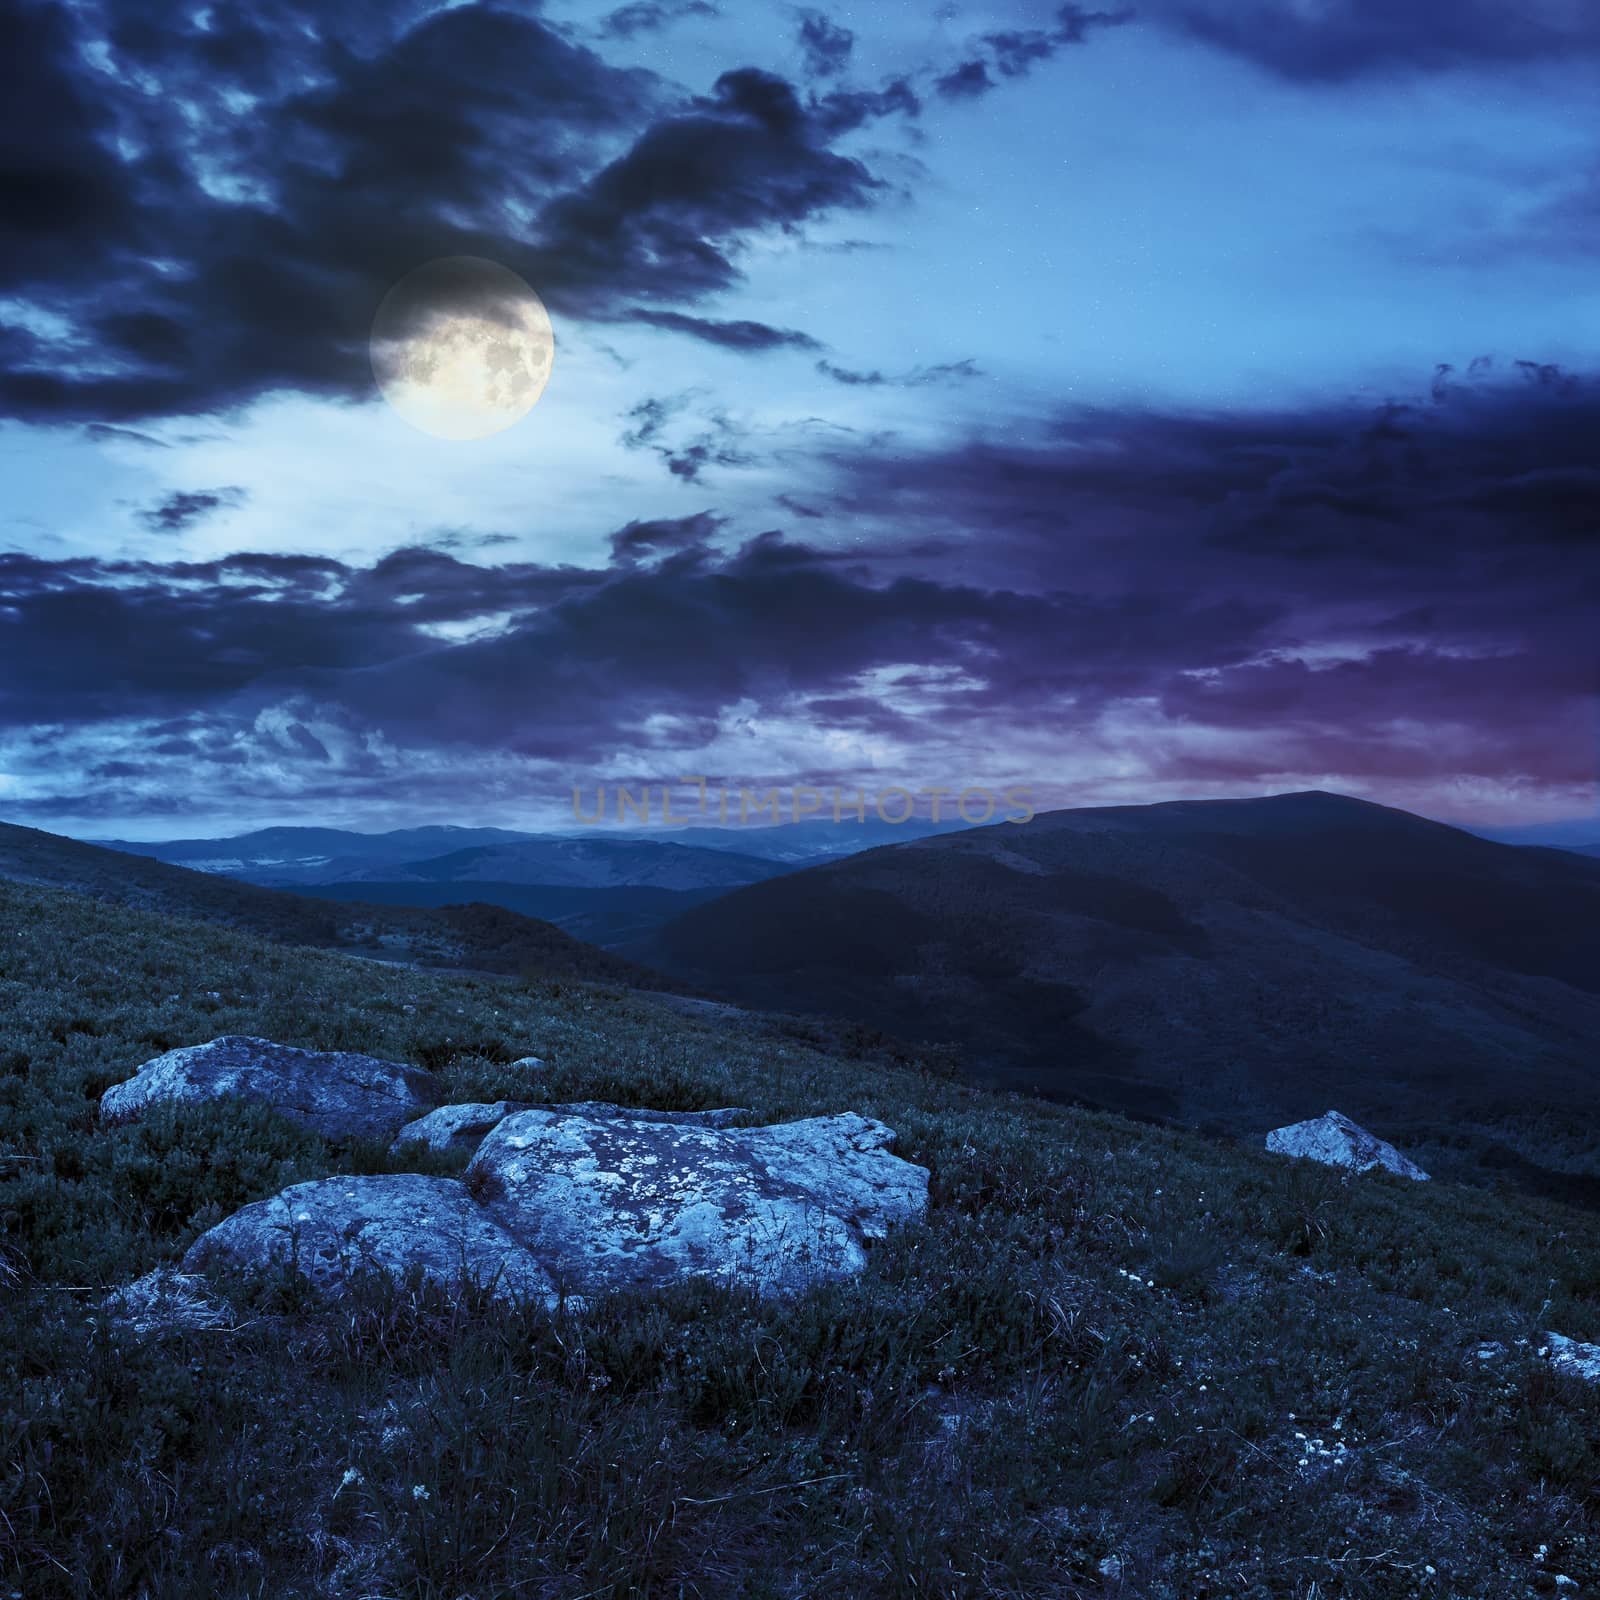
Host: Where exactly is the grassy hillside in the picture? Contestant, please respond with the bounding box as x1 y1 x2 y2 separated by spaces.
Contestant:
647 792 1600 1199
2 876 1599 1596
0 821 661 986
299 878 737 947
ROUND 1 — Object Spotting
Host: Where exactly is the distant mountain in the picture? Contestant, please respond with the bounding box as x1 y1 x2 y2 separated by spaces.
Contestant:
78 820 934 939
93 824 546 885
1464 818 1600 850
0 823 661 986
90 818 968 882
653 816 975 862
645 791 1600 1169
331 837 790 892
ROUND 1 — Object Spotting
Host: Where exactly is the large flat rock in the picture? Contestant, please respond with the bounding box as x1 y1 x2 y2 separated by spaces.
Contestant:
101 1035 441 1142
393 1099 752 1156
1265 1109 1429 1181
182 1173 557 1306
466 1108 929 1296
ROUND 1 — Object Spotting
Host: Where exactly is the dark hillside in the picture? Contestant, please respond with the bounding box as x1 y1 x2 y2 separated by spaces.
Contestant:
647 792 1600 1184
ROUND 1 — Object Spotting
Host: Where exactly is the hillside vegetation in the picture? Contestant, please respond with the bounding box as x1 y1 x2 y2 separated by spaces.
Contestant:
2 877 1599 1597
0 822 658 986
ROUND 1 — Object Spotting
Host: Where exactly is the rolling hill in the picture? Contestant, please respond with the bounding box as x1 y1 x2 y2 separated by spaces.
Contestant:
0 822 660 986
646 791 1600 1191
296 879 733 948
330 836 790 891
93 823 543 884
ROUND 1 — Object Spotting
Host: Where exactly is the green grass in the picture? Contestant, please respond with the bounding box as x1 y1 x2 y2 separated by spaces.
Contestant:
2 876 1599 1598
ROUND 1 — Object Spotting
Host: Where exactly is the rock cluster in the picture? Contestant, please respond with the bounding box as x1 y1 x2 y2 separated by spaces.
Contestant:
101 1037 929 1308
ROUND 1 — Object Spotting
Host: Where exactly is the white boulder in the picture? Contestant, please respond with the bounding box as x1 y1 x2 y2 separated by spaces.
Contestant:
101 1035 441 1143
182 1173 557 1306
466 1108 929 1296
1265 1109 1429 1181
392 1099 752 1157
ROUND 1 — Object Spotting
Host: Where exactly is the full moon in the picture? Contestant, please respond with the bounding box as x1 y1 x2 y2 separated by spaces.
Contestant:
370 256 554 440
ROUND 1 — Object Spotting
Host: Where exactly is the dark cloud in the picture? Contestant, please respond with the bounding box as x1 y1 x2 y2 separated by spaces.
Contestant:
3 364 1596 823
137 487 247 534
609 510 728 564
599 0 720 38
0 6 904 424
534 68 886 312
936 5 1129 100
618 393 758 482
84 423 169 449
621 309 824 352
1163 0 1600 81
817 357 982 388
797 9 854 77
808 76 922 135
935 59 994 99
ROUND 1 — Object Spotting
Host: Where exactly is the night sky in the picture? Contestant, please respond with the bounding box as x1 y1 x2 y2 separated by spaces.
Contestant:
3 0 1598 836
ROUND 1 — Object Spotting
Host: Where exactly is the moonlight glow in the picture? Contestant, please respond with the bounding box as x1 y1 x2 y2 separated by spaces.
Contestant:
370 256 554 441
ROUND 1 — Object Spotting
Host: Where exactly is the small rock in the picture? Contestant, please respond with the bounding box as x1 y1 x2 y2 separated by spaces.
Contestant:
1264 1109 1429 1181
100 1035 442 1142
393 1101 542 1156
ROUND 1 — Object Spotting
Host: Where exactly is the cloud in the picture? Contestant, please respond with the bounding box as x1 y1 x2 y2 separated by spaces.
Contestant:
621 309 824 352
598 0 720 38
534 68 888 311
935 5 1130 100
609 510 728 564
817 357 982 387
137 486 247 534
806 77 923 137
0 7 905 424
935 59 994 99
1161 0 1600 81
3 360 1596 826
618 392 759 481
797 9 855 77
